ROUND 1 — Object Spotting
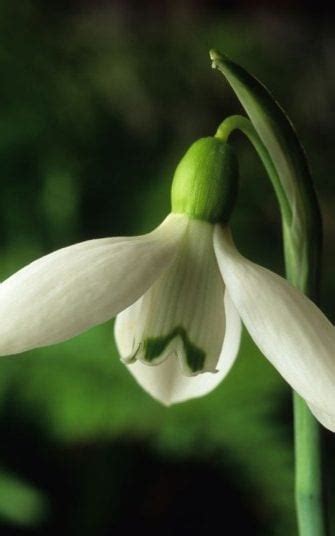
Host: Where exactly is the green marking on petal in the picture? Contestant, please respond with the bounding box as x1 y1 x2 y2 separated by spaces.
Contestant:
143 326 206 374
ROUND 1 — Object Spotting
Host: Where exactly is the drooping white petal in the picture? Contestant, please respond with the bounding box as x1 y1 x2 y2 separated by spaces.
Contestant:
115 218 225 376
307 403 335 433
115 290 241 405
0 213 187 356
214 225 335 418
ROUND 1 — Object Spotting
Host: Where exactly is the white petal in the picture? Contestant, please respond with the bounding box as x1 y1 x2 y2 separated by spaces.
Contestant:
115 290 241 405
0 213 187 356
115 219 226 375
307 403 335 433
214 225 335 416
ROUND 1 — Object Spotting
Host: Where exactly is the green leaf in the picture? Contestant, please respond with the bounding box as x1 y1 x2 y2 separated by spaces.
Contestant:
210 49 321 295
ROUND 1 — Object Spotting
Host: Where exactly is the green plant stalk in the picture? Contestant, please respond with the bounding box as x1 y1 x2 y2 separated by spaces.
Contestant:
216 115 326 535
294 395 325 536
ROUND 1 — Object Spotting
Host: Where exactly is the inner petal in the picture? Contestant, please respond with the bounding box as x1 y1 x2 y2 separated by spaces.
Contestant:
122 218 226 376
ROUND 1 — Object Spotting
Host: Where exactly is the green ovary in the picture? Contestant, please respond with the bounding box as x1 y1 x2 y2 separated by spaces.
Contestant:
142 326 206 374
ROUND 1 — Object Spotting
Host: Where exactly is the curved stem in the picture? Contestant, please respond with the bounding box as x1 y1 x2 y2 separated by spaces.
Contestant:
217 115 326 535
215 115 291 223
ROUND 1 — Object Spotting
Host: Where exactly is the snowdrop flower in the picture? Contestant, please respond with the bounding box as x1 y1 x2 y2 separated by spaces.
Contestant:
0 136 334 432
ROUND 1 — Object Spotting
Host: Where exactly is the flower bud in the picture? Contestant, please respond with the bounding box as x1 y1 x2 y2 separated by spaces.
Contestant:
171 137 238 223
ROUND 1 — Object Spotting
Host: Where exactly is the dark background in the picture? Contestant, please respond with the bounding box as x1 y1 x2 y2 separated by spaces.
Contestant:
0 1 334 534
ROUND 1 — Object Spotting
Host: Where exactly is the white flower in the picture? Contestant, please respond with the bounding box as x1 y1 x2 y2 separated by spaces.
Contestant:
0 211 334 431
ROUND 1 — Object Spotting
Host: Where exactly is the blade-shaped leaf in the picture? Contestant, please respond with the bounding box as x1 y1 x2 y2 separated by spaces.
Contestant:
210 49 321 296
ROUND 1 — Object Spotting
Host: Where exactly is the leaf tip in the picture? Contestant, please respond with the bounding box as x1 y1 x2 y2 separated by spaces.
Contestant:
209 48 228 67
209 48 220 68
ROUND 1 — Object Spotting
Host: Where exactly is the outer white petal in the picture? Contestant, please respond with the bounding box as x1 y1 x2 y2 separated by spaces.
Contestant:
214 225 335 418
114 291 241 405
307 404 335 433
0 213 187 356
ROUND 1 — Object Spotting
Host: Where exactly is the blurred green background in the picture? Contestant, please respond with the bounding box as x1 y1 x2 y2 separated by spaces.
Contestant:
0 1 334 534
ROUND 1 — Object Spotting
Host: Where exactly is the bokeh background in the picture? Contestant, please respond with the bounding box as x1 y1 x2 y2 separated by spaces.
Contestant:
0 1 334 534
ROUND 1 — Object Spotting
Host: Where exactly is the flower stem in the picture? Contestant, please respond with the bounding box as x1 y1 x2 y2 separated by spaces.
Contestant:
294 394 326 536
215 115 291 222
216 115 327 535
